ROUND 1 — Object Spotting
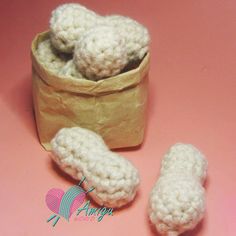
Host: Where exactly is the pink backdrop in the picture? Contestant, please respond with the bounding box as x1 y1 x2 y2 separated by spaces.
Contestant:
1 0 236 235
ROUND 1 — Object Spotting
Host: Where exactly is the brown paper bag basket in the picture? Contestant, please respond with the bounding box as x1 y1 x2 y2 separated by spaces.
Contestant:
31 31 150 150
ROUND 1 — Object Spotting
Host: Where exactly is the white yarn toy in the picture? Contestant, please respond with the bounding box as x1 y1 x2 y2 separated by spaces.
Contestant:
160 143 208 184
49 4 150 80
74 25 128 80
104 15 150 61
36 39 69 73
50 3 102 53
59 60 85 79
149 143 208 236
51 127 140 208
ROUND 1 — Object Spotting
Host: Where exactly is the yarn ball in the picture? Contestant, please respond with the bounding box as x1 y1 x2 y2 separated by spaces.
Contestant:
50 3 102 53
104 15 150 61
36 39 70 73
74 25 128 81
51 127 140 208
149 173 205 235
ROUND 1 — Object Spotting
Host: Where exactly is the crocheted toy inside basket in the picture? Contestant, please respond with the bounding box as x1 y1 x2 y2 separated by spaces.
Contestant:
31 30 150 150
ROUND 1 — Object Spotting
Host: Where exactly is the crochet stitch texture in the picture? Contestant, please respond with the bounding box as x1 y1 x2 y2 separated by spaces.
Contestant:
36 39 69 73
104 15 150 61
51 127 140 208
48 3 150 80
149 143 207 236
59 60 84 79
160 143 208 184
50 3 101 53
74 25 128 80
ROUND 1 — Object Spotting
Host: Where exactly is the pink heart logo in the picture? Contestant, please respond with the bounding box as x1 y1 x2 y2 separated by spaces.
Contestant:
45 187 86 220
45 177 95 227
45 188 64 215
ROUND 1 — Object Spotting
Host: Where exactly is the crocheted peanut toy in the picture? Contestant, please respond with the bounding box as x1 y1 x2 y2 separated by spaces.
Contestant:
74 25 128 80
50 3 102 53
149 143 208 236
51 127 140 208
36 39 70 72
104 15 150 61
47 3 150 80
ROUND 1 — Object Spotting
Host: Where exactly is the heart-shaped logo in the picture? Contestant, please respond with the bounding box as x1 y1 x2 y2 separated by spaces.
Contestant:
46 187 85 219
45 188 64 215
45 177 95 227
45 185 86 226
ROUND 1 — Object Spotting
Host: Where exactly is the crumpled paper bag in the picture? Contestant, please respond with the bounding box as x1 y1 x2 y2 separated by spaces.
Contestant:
31 31 150 150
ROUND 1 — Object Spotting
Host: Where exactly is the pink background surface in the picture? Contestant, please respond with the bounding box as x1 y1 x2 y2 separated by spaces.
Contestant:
1 0 236 235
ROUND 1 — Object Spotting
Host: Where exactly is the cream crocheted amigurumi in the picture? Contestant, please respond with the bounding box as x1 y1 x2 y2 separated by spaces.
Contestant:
160 143 208 184
50 3 102 53
74 25 128 80
48 3 150 80
104 15 150 61
58 60 85 79
51 127 140 208
149 143 208 236
36 39 70 73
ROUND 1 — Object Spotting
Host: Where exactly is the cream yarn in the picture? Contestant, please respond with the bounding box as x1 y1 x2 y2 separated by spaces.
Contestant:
149 143 207 236
160 143 208 184
50 3 101 53
51 127 140 208
59 60 85 79
36 39 69 73
74 25 128 80
150 174 205 236
49 4 150 80
104 15 150 61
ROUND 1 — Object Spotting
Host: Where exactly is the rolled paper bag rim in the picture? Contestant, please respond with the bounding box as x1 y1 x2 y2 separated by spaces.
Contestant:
31 31 150 96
